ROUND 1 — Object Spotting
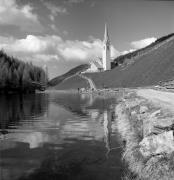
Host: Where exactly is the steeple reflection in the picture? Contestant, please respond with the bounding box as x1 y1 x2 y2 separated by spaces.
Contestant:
103 110 112 158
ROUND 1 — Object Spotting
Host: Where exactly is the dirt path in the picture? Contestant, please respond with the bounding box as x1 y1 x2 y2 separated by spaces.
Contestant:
137 89 174 111
78 74 97 90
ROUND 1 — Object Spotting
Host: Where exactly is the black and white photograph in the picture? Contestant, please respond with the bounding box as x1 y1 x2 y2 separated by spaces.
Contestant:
0 0 174 179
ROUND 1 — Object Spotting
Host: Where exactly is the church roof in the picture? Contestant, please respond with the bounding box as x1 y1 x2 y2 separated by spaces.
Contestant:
90 58 103 69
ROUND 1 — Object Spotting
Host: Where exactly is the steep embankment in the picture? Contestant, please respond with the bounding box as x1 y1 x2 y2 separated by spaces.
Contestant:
48 64 90 88
85 33 174 88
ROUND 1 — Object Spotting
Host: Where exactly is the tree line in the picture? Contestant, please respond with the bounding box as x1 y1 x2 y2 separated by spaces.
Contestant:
0 50 47 93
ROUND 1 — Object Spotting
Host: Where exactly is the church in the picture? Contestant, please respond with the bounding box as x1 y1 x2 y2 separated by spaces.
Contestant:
85 24 112 73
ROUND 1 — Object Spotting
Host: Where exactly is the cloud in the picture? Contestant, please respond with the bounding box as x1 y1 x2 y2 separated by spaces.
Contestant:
58 39 119 61
34 54 60 62
0 34 118 62
59 47 88 60
43 2 68 21
58 39 101 61
0 0 43 32
50 24 58 31
111 46 120 58
0 34 119 77
131 37 157 49
121 49 136 55
0 33 158 77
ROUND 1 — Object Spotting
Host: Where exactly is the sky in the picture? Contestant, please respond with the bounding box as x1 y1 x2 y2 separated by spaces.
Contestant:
0 0 173 78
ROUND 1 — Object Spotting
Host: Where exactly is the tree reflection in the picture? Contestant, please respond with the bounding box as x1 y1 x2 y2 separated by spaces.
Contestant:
0 94 48 131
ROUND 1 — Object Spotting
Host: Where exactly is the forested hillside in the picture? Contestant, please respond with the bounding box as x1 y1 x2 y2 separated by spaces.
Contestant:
0 50 47 93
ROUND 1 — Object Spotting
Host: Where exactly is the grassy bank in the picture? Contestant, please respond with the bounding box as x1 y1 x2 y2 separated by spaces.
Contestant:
115 89 174 180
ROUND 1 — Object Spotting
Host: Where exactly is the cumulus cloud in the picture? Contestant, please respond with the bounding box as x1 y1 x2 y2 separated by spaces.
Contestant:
0 35 59 54
131 37 157 49
0 33 158 77
0 34 119 77
58 39 119 61
58 39 100 61
0 0 43 32
0 34 118 62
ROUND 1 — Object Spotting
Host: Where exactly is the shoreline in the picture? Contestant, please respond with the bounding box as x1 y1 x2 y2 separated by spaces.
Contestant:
115 87 174 180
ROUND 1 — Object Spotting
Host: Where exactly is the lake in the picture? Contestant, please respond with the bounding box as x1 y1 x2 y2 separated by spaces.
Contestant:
0 91 125 180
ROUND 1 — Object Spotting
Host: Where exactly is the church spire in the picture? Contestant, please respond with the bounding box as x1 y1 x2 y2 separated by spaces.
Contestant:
103 23 110 44
102 23 111 71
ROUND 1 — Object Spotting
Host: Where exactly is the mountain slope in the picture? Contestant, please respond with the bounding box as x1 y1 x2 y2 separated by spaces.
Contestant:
48 64 90 87
85 33 174 88
51 75 89 90
112 33 174 68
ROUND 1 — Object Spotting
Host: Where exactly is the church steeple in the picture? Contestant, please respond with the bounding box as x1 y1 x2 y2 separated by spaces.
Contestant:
103 23 110 45
102 23 111 71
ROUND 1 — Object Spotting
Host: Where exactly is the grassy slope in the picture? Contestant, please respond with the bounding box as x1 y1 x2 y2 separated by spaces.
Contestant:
85 34 174 88
50 33 174 90
112 33 174 67
48 64 90 87
49 75 89 90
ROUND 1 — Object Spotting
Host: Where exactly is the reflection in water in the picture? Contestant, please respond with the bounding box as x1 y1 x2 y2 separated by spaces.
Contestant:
0 94 48 130
0 92 124 180
103 110 112 158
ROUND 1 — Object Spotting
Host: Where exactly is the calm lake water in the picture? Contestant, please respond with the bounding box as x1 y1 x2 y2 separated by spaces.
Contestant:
0 92 125 180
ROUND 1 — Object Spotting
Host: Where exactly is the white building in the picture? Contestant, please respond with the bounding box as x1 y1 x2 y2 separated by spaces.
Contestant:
85 24 111 73
102 23 111 70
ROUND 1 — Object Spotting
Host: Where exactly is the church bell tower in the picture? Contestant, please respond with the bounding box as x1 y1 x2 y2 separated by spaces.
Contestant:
102 24 111 71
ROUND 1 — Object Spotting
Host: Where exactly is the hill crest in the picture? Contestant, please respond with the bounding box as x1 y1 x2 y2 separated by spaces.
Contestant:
48 64 90 87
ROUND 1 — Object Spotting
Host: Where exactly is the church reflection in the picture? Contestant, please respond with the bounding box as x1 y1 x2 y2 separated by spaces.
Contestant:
0 92 124 180
103 110 112 158
79 92 115 158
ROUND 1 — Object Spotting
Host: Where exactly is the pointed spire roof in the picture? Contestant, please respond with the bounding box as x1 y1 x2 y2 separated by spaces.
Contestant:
103 23 110 44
